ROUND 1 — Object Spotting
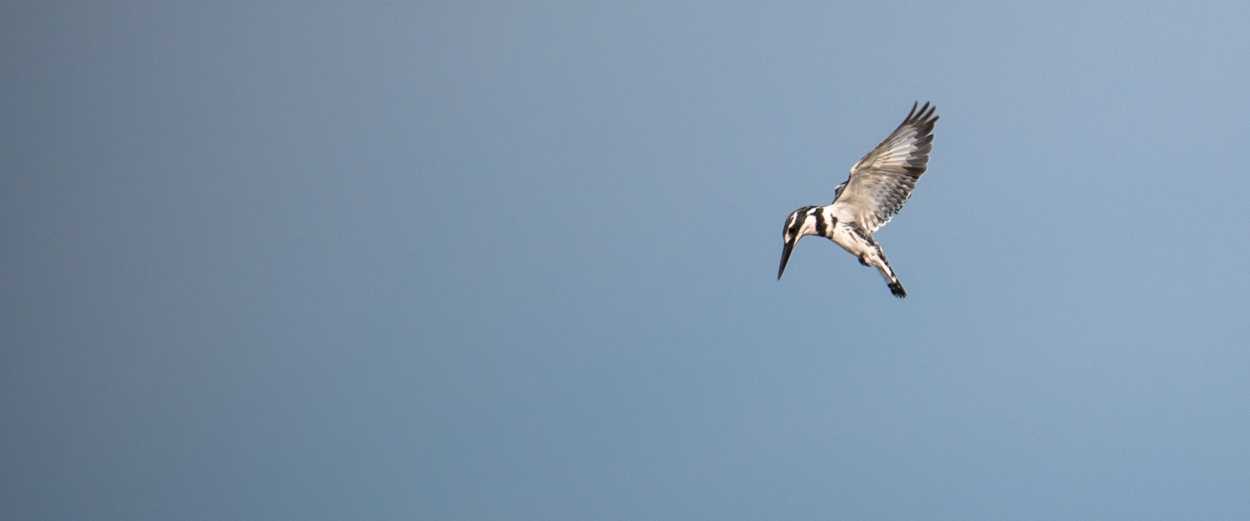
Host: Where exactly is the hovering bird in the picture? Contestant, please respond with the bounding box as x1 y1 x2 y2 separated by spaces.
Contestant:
777 102 938 298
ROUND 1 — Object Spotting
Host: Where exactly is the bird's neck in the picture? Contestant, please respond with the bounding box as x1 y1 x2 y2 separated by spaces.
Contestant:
807 206 838 239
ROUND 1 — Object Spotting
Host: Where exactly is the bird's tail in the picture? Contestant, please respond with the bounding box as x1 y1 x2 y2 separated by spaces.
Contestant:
871 246 906 299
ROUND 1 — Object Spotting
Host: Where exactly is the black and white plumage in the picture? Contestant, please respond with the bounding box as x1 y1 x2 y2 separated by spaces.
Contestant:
777 102 938 298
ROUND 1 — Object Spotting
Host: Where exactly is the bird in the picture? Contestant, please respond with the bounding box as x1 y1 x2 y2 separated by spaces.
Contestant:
777 101 938 298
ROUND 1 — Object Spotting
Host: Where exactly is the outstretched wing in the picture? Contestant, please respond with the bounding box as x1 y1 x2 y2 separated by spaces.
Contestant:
831 102 938 233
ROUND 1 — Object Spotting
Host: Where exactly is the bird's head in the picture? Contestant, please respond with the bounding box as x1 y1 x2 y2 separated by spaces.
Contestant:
778 206 820 279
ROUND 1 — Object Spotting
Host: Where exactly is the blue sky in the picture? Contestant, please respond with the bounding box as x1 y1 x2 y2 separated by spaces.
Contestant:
3 1 1250 519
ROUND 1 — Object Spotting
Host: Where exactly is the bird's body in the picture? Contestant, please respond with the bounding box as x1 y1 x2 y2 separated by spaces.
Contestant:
777 102 938 298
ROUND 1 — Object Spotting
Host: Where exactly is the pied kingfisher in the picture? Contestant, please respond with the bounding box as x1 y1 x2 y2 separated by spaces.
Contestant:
777 102 938 298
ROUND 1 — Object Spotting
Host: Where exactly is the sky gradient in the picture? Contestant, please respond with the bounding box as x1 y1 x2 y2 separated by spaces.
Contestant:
4 2 1250 519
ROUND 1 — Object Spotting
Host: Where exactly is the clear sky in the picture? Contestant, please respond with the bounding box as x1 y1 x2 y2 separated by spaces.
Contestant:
3 1 1249 519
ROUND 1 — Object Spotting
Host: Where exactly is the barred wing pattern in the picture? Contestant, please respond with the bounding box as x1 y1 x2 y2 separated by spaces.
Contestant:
832 102 938 233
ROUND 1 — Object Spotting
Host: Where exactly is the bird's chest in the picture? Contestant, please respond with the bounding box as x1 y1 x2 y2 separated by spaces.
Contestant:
828 224 872 257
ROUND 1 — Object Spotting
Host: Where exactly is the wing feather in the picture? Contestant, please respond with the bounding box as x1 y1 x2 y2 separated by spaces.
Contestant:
831 102 938 232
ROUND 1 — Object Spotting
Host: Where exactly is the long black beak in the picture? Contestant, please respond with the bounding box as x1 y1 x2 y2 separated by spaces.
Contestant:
778 241 794 280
